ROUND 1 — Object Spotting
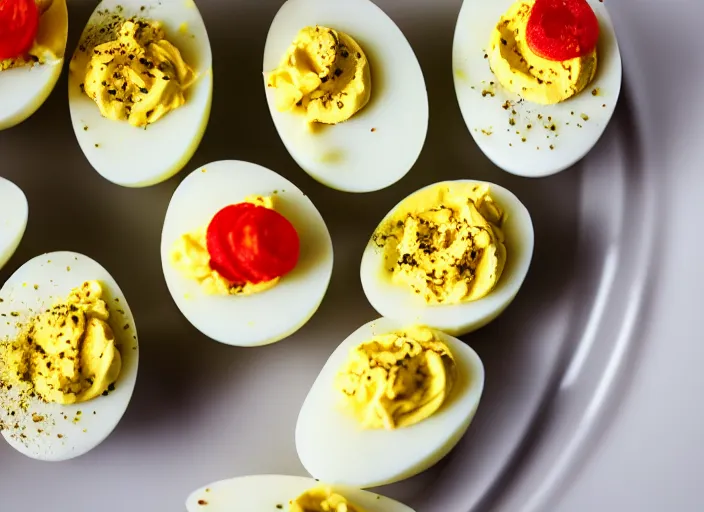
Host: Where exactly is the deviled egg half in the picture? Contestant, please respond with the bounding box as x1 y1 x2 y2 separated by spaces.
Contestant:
360 180 534 336
263 0 428 193
0 252 139 461
453 0 622 177
186 474 415 512
161 160 334 347
68 0 212 187
0 177 28 271
0 0 68 131
296 318 485 488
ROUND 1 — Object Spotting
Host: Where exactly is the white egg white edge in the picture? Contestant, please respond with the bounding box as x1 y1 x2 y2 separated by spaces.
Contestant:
0 251 139 461
160 160 334 347
262 0 429 193
360 179 534 337
295 317 485 488
0 177 29 271
67 0 213 188
185 474 416 512
452 0 623 177
0 0 68 131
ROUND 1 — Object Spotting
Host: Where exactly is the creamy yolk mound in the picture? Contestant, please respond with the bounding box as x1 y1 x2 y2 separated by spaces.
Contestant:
81 19 195 127
289 487 364 512
0 0 68 71
170 195 280 296
374 183 507 305
335 326 457 430
267 25 371 125
488 0 597 105
0 281 121 405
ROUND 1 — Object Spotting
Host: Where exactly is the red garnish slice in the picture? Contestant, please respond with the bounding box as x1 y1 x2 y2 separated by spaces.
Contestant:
231 207 300 283
206 203 300 286
0 0 40 61
206 203 256 284
526 0 599 62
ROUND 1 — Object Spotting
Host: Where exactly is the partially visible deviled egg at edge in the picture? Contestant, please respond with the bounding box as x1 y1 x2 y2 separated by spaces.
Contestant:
263 0 428 193
452 0 622 177
0 252 139 461
0 0 69 131
0 177 29 271
296 318 485 488
360 180 534 337
68 0 213 187
161 160 334 347
186 474 416 512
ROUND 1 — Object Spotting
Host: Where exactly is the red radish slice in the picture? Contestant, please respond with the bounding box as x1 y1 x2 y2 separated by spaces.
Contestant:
526 0 599 62
206 203 256 284
231 207 300 283
0 0 40 61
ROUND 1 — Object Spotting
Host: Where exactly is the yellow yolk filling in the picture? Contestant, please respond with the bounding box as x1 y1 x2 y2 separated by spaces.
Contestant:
488 0 598 105
80 19 195 127
335 326 457 430
289 487 365 512
267 25 371 125
0 281 121 405
373 182 507 305
0 0 68 71
170 195 280 296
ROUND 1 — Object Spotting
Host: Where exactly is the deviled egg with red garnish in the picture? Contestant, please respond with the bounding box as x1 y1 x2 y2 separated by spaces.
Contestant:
0 177 28 271
453 0 622 177
160 160 333 347
68 0 212 187
263 0 428 193
0 0 68 131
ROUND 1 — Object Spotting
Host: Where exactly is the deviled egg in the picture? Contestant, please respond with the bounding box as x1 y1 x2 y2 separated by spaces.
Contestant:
68 0 212 187
161 160 333 347
263 0 428 193
0 0 68 131
186 474 415 512
0 177 28 271
296 318 485 488
0 252 139 461
360 180 534 336
452 0 622 177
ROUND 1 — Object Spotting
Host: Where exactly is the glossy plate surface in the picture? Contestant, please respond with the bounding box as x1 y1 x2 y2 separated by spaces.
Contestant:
0 0 668 511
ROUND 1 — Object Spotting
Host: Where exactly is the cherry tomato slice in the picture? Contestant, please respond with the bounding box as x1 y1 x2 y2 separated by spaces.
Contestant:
0 0 40 61
206 203 256 284
526 0 599 62
231 207 300 283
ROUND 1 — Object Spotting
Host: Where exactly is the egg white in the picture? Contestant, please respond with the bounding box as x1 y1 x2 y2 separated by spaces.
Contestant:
186 474 415 512
160 160 334 347
360 180 534 337
263 0 428 193
0 251 139 461
0 178 28 271
452 0 622 177
0 0 68 131
68 0 213 188
296 318 485 488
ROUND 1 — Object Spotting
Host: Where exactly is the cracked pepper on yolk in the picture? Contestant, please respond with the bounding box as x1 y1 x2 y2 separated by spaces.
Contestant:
170 195 281 296
373 183 507 305
488 0 597 105
77 19 195 127
335 326 457 430
0 281 121 405
289 487 364 512
0 0 68 71
267 25 371 125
